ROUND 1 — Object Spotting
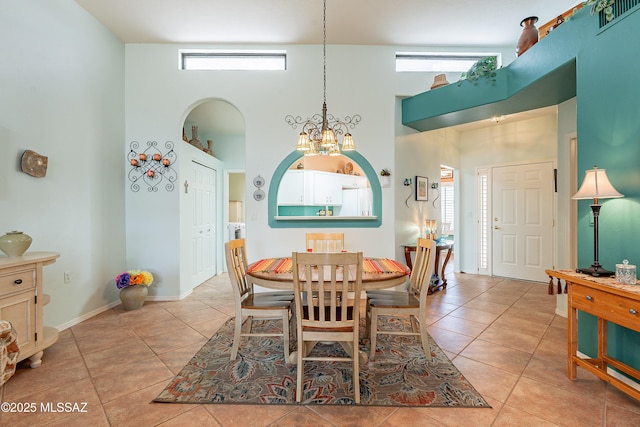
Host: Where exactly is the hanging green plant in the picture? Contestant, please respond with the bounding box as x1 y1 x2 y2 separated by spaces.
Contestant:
457 56 498 86
583 0 615 22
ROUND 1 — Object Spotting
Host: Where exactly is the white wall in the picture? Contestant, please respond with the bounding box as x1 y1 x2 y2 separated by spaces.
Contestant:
124 44 410 295
394 127 460 263
394 111 566 276
0 0 125 328
2 1 560 330
556 97 578 270
125 43 515 297
457 113 559 273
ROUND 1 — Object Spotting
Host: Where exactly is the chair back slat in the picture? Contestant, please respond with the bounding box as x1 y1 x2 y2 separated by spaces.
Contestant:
305 232 345 252
409 238 436 304
293 250 363 403
366 238 435 364
225 238 251 300
292 251 362 330
224 238 293 362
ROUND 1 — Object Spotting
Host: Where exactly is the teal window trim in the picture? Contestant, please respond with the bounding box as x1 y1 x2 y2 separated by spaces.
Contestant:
268 151 382 228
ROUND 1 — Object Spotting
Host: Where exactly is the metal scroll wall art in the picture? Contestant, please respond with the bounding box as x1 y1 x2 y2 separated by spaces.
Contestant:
127 141 178 192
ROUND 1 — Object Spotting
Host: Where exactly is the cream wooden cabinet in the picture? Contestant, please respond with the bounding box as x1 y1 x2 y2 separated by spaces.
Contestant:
0 252 59 368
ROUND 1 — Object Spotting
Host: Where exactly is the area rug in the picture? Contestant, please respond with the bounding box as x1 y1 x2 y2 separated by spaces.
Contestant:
154 317 490 407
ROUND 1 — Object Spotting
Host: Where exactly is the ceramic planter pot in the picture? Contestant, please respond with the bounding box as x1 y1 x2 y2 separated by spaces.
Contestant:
119 285 148 311
0 231 32 257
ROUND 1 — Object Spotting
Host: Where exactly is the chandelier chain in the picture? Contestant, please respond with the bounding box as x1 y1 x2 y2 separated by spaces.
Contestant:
323 0 327 104
285 0 361 156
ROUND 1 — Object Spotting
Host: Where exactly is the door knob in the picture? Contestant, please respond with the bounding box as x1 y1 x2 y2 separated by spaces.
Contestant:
494 226 502 230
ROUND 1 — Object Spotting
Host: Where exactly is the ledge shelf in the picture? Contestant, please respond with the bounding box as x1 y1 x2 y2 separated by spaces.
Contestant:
274 215 378 221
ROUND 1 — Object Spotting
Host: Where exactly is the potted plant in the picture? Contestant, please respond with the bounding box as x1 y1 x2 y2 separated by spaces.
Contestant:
583 0 615 22
457 56 498 86
115 270 154 311
380 169 391 187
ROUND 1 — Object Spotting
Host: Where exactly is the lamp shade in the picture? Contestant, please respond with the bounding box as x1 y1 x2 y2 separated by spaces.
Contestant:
341 133 355 151
572 167 623 200
296 132 310 151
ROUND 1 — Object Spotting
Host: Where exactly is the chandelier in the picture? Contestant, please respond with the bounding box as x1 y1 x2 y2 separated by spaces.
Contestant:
285 0 361 156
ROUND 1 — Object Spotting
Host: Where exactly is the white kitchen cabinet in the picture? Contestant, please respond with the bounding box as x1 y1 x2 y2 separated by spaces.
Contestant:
277 170 314 205
279 170 350 207
0 252 59 368
313 172 343 206
341 174 367 188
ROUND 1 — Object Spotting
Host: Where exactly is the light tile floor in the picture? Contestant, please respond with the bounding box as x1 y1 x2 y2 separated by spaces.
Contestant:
2 266 640 426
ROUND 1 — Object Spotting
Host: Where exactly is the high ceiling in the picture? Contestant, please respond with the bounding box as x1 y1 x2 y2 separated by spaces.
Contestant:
74 0 580 47
73 0 579 135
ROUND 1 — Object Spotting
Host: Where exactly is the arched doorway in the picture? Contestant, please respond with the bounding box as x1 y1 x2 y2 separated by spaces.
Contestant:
182 99 245 287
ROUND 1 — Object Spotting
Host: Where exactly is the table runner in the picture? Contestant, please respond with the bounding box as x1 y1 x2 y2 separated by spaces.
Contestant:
548 269 640 295
247 257 292 273
247 257 409 275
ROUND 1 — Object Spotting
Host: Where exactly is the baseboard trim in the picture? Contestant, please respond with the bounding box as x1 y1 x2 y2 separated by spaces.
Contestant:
55 300 121 331
55 289 194 331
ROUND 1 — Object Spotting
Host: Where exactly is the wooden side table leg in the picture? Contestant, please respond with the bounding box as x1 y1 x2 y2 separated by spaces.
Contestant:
598 318 608 373
440 248 452 288
568 293 578 379
427 249 442 295
404 246 413 270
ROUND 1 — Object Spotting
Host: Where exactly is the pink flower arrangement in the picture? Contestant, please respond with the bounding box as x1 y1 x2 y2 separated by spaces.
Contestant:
115 270 153 289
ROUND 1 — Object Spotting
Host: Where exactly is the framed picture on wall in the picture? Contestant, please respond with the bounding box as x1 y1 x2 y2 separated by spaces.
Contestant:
415 176 428 201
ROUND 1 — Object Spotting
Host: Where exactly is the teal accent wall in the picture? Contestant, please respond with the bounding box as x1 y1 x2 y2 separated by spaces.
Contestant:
403 5 640 373
574 6 640 370
268 151 382 228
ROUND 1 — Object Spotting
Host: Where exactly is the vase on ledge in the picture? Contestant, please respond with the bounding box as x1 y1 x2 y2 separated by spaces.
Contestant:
119 285 148 311
516 16 539 57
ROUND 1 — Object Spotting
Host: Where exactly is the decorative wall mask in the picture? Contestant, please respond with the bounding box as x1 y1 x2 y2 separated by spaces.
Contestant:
21 150 48 177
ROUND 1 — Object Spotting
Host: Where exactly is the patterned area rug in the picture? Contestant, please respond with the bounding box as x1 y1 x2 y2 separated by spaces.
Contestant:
154 317 490 407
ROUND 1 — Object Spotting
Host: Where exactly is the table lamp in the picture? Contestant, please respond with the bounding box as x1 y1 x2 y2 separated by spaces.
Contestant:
572 166 623 277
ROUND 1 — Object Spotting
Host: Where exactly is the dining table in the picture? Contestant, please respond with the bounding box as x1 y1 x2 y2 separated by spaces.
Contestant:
246 256 410 290
246 255 411 365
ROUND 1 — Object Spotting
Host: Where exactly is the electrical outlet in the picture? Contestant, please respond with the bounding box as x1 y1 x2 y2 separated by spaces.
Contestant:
64 272 71 283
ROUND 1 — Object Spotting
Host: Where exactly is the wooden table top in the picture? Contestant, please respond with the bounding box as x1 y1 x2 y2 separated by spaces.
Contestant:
246 257 410 291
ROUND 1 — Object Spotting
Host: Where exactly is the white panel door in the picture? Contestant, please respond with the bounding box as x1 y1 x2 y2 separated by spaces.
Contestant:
191 161 216 286
492 162 554 282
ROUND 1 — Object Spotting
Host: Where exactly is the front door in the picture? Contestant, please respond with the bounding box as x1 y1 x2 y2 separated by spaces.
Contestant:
492 161 554 282
191 161 216 285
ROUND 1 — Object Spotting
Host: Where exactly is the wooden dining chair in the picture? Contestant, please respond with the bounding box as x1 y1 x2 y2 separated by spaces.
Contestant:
365 238 435 361
292 251 363 403
225 238 294 361
305 232 345 252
